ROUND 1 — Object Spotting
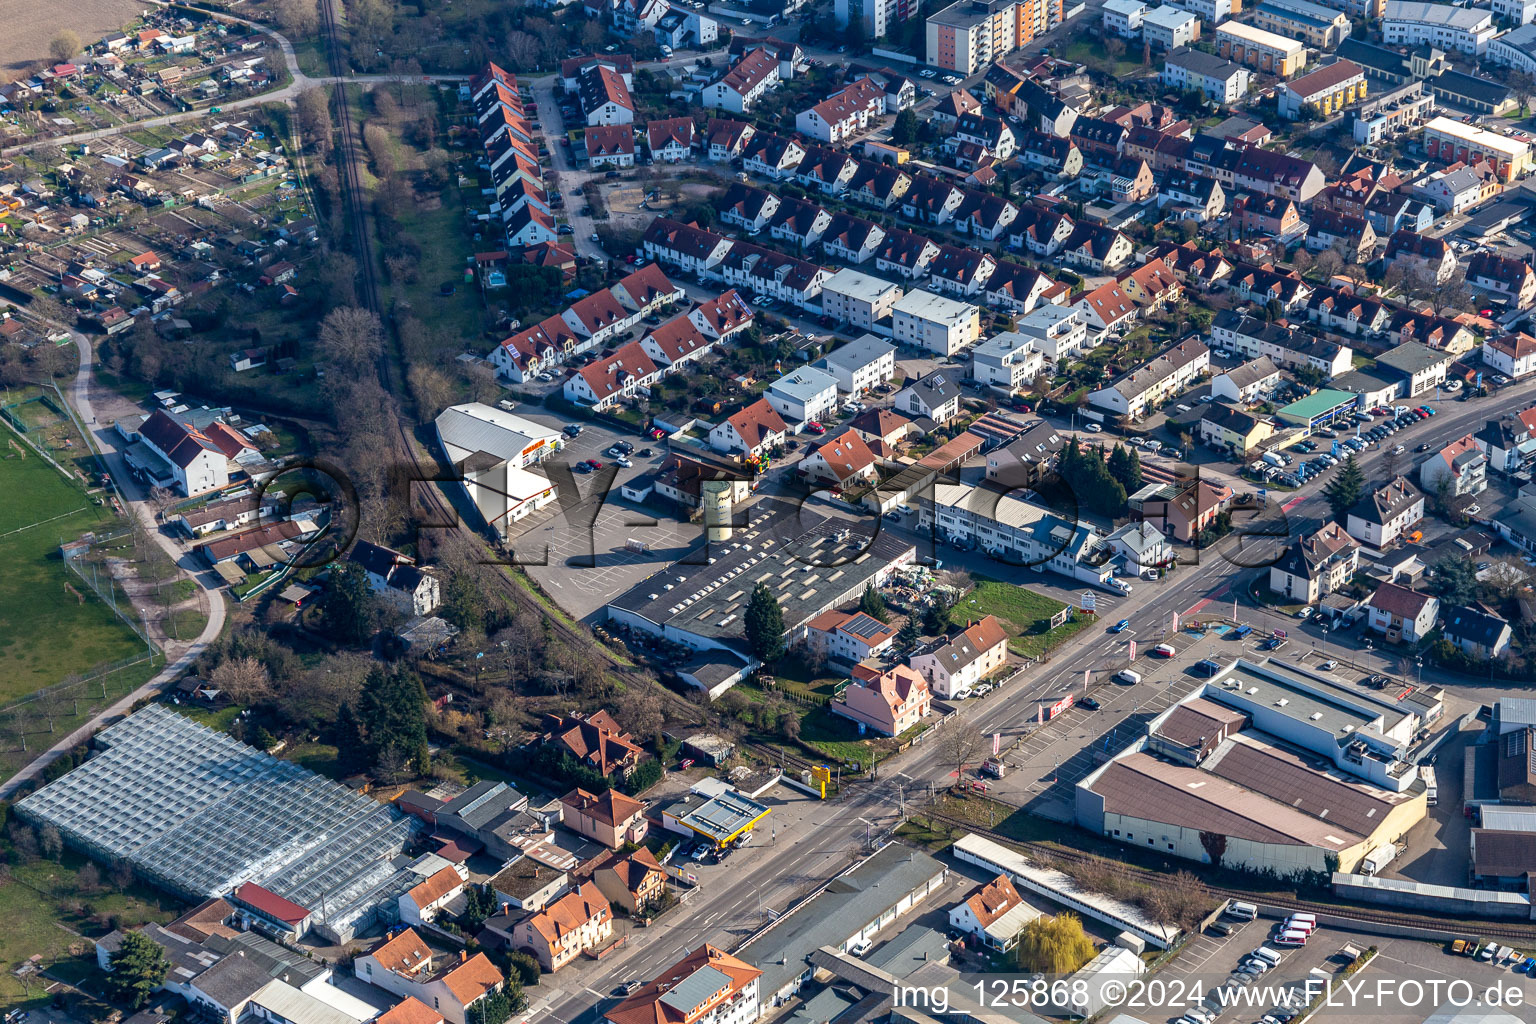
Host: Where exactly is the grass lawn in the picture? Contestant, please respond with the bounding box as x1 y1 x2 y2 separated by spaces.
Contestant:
0 850 177 1008
387 186 486 352
1061 38 1146 78
180 703 242 732
959 579 1095 659
0 437 143 704
286 741 343 779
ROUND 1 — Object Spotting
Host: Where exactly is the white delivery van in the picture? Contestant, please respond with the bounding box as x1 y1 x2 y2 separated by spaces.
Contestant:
1274 930 1309 947
1252 946 1282 966
1116 670 1142 684
1226 901 1258 920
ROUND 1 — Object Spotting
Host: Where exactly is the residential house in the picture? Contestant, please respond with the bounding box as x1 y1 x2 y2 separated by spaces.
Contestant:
767 367 840 425
1443 605 1513 659
703 48 782 113
706 118 756 160
1365 581 1439 643
741 133 807 180
604 947 760 1024
1468 252 1536 310
909 616 1009 699
645 117 695 162
894 369 963 423
1196 403 1273 455
1483 333 1536 380
578 63 635 125
1210 356 1281 405
803 609 899 663
831 664 931 736
948 875 1037 952
1345 476 1425 547
509 883 612 972
710 399 789 457
1269 521 1360 603
892 292 981 357
796 78 886 145
398 865 469 929
585 125 636 168
1131 478 1233 542
768 197 832 249
348 540 442 617
821 334 897 394
970 330 1046 393
540 710 645 780
801 428 880 488
1077 280 1140 334
874 228 941 280
1088 339 1210 420
820 212 885 264
560 788 648 849
1420 433 1488 500
563 342 661 410
1384 229 1458 285
356 930 504 1024
591 848 667 915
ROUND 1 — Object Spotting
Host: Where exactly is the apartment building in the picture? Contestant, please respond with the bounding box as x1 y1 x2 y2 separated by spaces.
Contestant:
891 290 982 356
1142 4 1201 48
821 268 905 330
1162 46 1251 103
1269 521 1360 604
926 0 1062 75
1216 21 1306 77
1383 1 1495 55
1088 338 1211 420
1278 59 1367 119
909 617 1009 699
1103 0 1150 35
1253 0 1351 47
1422 117 1533 183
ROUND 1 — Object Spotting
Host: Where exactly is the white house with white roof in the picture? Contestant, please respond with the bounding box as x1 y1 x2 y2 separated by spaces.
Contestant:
767 366 841 425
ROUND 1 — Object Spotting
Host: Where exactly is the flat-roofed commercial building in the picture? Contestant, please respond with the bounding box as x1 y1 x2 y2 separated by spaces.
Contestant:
1423 116 1534 182
1075 658 1428 879
1216 21 1306 77
1383 0 1495 55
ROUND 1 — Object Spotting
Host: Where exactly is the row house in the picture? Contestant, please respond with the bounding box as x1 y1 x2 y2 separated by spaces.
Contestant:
1149 240 1232 289
640 314 720 374
562 288 640 347
741 132 806 179
1088 338 1211 419
643 218 734 279
585 125 636 169
1211 309 1354 376
821 212 886 264
929 244 996 297
1077 280 1139 333
875 228 942 280
1017 129 1084 179
1307 285 1391 337
491 313 584 383
1227 261 1312 312
1231 191 1300 238
702 47 781 112
769 197 833 249
1117 256 1182 313
705 118 756 161
1158 172 1225 222
720 243 830 308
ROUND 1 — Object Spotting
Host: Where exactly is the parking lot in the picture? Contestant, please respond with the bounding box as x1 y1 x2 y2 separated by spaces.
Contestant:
1311 935 1536 1024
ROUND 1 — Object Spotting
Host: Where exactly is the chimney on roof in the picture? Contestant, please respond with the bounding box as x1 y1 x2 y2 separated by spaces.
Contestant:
461 950 467 963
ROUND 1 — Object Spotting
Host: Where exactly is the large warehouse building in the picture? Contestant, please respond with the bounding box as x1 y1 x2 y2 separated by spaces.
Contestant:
16 705 424 942
1076 658 1427 878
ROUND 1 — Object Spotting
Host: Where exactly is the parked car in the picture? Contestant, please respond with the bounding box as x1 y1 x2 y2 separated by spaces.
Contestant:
1079 697 1101 711
1084 422 1103 432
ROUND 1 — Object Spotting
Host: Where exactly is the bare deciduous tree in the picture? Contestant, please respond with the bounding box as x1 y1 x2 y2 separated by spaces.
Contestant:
209 656 275 706
937 728 985 790
318 307 384 372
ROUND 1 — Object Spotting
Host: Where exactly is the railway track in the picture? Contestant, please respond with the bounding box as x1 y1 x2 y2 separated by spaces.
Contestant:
931 813 1536 944
313 2 632 679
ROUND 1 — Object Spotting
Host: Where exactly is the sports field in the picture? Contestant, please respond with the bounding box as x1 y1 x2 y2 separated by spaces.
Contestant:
0 429 141 704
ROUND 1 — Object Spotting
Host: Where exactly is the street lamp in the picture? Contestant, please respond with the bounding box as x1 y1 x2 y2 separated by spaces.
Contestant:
1321 625 1330 661
1415 655 1423 687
